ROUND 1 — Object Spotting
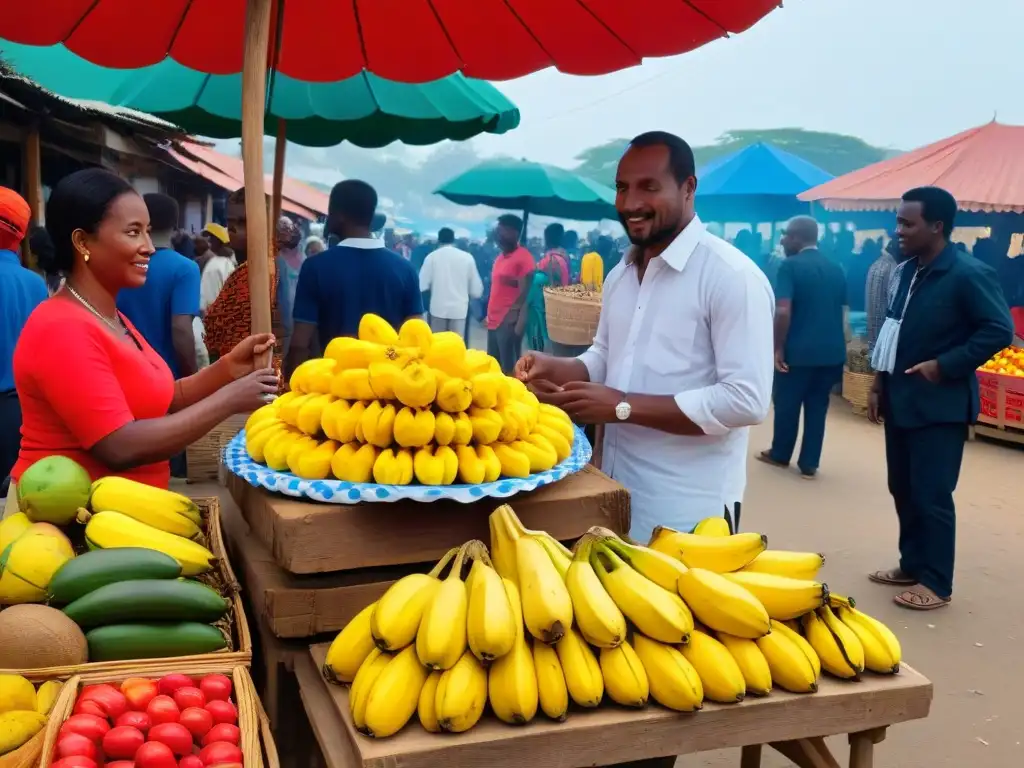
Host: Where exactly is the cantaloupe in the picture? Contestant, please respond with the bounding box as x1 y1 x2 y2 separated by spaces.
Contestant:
0 605 88 669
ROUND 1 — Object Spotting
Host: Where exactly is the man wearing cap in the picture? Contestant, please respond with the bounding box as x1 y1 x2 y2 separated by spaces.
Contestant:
199 222 236 313
0 188 46 487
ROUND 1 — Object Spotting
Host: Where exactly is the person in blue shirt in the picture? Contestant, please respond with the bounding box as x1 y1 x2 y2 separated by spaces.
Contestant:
117 193 200 378
757 216 848 479
286 180 422 375
0 188 47 487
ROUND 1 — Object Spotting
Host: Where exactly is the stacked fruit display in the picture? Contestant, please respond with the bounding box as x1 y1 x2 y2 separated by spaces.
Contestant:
322 505 903 738
243 314 577 484
0 675 62 756
978 344 1024 377
49 674 241 768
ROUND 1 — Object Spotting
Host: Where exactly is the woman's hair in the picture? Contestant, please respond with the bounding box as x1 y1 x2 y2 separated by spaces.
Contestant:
46 168 136 273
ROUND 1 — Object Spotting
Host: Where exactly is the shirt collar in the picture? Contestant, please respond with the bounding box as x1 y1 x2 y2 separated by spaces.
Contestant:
928 242 957 274
338 237 384 250
626 214 706 272
0 249 19 265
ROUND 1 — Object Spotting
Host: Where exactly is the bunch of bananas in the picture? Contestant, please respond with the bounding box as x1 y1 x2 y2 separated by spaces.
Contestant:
243 314 576 484
322 506 903 739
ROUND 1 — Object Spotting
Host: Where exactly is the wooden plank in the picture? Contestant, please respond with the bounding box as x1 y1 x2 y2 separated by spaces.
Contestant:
295 655 359 768
303 644 931 768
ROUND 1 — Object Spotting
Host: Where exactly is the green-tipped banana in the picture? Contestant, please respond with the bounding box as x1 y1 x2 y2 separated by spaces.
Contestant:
565 536 626 648
602 536 688 592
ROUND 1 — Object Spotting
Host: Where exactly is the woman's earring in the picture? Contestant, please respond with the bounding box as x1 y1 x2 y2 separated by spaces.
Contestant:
82 250 90 263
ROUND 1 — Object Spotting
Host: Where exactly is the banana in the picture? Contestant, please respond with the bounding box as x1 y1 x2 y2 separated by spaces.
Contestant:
517 535 573 644
433 412 456 446
245 421 290 463
802 608 861 679
717 633 772 696
452 412 474 445
323 602 378 683
631 634 703 712
755 622 818 694
532 640 569 720
396 317 432 350
691 516 732 536
331 442 379 483
394 407 436 448
771 618 821 679
0 710 47 755
331 368 376 401
601 536 688 592
436 377 474 413
285 434 319 476
35 681 62 716
289 358 333 393
360 402 397 448
828 593 855 610
470 372 510 409
531 424 572 462
322 399 365 443
591 542 692 644
367 361 400 400
468 407 503 445
537 414 574 444
466 545 516 662
676 568 770 639
358 313 400 345
371 548 457 651
599 641 649 708
349 649 391 733
394 361 438 408
515 434 559 472
741 551 825 580
721 572 828 620
417 671 442 733
476 445 502 482
492 443 532 478
565 537 626 648
413 445 459 486
295 393 335 435
434 650 488 733
837 605 901 674
534 534 571 579
324 337 381 369
371 447 414 485
84 510 214 575
555 626 603 708
679 628 746 703
488 505 520 584
455 445 485 484
496 405 527 443
648 528 767 572
293 440 339 480
819 605 865 674
488 578 539 724
263 428 307 470
363 644 429 738
89 476 202 533
416 543 471 670
244 402 279 432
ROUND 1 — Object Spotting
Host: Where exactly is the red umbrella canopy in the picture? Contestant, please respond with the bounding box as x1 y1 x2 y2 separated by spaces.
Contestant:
0 0 781 82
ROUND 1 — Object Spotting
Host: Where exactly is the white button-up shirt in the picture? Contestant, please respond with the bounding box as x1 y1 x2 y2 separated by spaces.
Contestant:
419 245 484 320
578 216 775 542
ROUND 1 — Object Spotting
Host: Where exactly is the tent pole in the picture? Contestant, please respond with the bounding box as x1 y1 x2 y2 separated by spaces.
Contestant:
271 118 287 234
241 0 274 356
522 210 529 241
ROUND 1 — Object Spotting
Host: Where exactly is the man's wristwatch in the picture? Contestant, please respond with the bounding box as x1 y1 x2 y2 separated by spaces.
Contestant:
614 397 632 421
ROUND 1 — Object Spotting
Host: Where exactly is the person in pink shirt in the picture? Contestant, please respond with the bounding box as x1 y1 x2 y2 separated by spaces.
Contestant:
486 214 535 373
537 223 570 286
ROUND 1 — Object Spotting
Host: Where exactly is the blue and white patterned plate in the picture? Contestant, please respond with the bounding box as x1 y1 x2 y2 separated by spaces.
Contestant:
222 425 592 504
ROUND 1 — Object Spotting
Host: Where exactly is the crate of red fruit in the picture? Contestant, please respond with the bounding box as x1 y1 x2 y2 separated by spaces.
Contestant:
39 667 277 768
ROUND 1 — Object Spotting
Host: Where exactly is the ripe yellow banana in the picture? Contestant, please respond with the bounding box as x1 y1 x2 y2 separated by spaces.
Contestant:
802 608 862 679
84 511 214 575
349 649 391 733
417 543 471 670
679 628 746 703
717 633 772 696
296 393 336 435
363 644 429 738
367 361 400 400
292 440 339 480
436 377 474 413
398 317 433 350
263 428 306 470
394 407 436 448
676 568 770 639
360 401 397 448
837 605 901 674
417 671 442 733
245 421 289 463
493 443 532 478
820 605 865 673
534 534 571 579
434 650 488 733
488 578 539 724
591 542 692 644
323 602 377 684
691 516 731 536
331 368 376 401
90 476 202 533
531 423 572 462
631 634 703 711
285 435 319 476
649 528 767 572
771 618 821 678
371 548 457 651
488 505 520 584
532 639 569 720
740 551 825 580
244 402 279 432
602 536 688 591
371 447 414 485
755 621 818 693
331 442 379 483
565 536 626 648
470 371 509 409
721 571 828 621
358 313 400 345
466 545 516 662
599 640 649 708
434 412 456 446
517 535 573 644
516 434 559 472
555 626 603 708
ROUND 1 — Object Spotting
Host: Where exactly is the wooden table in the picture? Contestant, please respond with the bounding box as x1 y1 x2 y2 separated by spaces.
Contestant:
296 643 931 768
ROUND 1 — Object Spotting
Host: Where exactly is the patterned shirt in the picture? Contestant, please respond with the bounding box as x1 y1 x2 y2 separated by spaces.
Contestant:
865 252 897 353
202 262 282 373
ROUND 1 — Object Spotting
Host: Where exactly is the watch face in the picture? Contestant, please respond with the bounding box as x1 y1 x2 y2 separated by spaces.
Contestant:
615 402 631 421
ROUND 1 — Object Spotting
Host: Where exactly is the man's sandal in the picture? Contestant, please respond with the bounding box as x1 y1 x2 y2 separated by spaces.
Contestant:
868 568 918 586
894 588 950 611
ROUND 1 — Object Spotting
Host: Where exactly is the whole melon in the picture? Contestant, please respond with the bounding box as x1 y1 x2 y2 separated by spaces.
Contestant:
0 605 88 668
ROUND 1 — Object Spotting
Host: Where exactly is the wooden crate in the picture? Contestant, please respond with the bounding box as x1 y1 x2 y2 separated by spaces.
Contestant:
186 412 248 482
976 370 1024 445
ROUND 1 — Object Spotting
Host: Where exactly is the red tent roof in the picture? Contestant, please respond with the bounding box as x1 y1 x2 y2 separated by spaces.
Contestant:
799 121 1024 214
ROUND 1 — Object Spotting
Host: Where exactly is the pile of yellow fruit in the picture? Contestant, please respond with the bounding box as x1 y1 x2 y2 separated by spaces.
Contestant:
0 675 61 756
321 506 903 739
243 314 577 484
979 345 1024 377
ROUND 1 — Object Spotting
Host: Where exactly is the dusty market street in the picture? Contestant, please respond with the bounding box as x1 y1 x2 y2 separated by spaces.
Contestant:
694 404 1022 767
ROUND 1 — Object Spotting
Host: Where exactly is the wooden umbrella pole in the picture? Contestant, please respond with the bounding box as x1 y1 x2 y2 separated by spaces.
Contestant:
241 0 274 345
271 118 286 231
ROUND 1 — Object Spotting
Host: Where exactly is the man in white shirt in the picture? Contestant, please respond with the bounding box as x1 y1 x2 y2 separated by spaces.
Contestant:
419 227 484 337
516 131 775 542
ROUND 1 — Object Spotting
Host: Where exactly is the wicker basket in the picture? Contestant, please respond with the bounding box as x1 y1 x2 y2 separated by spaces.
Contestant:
0 729 44 768
39 665 277 768
543 287 602 347
186 413 248 482
0 496 252 680
843 368 874 415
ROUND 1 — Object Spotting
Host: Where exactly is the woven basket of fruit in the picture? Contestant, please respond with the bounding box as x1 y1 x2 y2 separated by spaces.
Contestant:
543 285 602 347
0 487 251 679
0 677 63 768
842 341 874 416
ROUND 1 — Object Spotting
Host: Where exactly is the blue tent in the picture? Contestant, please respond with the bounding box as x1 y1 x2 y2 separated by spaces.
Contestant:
696 142 834 224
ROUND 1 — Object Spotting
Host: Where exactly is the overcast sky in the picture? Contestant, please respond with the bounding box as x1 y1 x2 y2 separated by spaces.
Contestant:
452 0 1024 166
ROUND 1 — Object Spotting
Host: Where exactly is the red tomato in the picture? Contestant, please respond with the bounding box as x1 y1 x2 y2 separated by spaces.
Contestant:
172 687 205 711
60 714 111 743
197 676 232 703
148 723 194 757
135 741 178 768
115 711 152 734
156 675 194 697
122 679 159 712
102 726 146 760
73 699 107 719
120 677 151 693
197 743 242 766
200 725 239 748
107 762 136 768
205 764 242 768
178 708 213 740
79 684 129 719
55 733 99 761
146 696 181 726
202 701 236 726
51 757 98 768
179 757 204 768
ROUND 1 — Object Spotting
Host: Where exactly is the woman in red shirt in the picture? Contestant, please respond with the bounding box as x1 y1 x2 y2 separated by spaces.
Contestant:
11 169 279 489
